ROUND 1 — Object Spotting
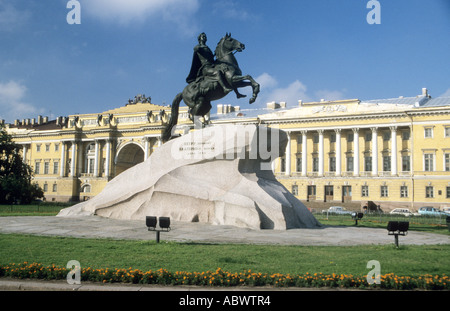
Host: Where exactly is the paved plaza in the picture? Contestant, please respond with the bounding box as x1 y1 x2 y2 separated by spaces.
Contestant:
0 216 448 246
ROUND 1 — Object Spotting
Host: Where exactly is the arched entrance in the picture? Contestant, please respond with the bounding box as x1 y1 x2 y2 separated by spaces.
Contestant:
115 143 145 176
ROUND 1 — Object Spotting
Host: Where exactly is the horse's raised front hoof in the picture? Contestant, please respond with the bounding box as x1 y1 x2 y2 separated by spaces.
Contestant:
249 97 256 104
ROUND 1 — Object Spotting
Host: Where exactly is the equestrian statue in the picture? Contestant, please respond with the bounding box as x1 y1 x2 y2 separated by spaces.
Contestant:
162 33 260 142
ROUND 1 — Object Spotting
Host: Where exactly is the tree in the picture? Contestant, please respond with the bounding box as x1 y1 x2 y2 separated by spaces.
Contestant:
0 125 44 204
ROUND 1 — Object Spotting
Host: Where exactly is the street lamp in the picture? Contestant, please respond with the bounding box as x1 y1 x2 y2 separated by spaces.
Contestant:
146 216 171 243
351 212 364 225
387 221 409 248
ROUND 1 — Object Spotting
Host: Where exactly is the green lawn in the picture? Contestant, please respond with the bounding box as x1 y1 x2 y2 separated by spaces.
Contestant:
0 203 72 216
0 205 449 280
0 233 448 277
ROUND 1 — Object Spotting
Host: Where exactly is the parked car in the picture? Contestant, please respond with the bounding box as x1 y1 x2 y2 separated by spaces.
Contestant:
418 206 449 216
322 206 353 215
389 208 420 217
442 207 450 214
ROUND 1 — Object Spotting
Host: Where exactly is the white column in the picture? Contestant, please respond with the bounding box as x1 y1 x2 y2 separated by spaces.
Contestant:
94 140 100 177
301 131 307 176
60 142 66 177
318 130 324 176
335 129 341 176
285 132 291 176
391 126 397 175
353 128 359 176
105 139 111 178
77 141 83 176
70 141 77 177
22 145 28 163
371 128 378 176
144 137 149 160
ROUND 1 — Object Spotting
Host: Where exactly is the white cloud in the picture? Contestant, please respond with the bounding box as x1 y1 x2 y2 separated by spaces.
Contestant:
0 0 31 32
315 89 346 102
252 72 346 108
83 0 200 33
255 72 278 89
213 1 259 21
254 73 310 107
0 81 41 122
440 88 450 97
265 80 310 105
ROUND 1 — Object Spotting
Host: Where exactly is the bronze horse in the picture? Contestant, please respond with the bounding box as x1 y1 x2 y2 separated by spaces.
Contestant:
162 33 260 142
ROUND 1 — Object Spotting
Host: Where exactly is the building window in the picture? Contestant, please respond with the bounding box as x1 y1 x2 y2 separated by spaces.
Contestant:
329 133 336 143
280 157 286 173
313 135 319 144
380 185 388 197
55 143 59 152
346 156 353 172
88 159 95 174
44 162 49 174
347 133 353 142
424 127 433 138
325 185 334 197
445 153 450 172
34 162 40 174
43 183 48 192
383 132 390 141
297 135 302 144
53 162 59 175
402 155 410 172
402 131 410 140
400 186 408 198
36 144 41 152
364 156 372 172
292 185 298 196
85 143 96 174
425 186 434 198
82 185 91 193
45 144 50 152
329 157 336 172
52 184 57 192
296 157 302 172
445 127 450 138
383 156 391 172
361 185 369 197
447 186 450 199
312 157 319 172
424 153 434 171
365 133 372 142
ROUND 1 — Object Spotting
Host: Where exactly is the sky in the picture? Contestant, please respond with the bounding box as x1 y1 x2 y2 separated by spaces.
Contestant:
0 0 449 123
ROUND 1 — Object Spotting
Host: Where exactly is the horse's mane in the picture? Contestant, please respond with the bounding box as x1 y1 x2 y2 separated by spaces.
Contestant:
214 36 226 59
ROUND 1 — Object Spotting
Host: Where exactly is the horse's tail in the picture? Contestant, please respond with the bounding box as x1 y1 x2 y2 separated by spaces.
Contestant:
161 92 183 143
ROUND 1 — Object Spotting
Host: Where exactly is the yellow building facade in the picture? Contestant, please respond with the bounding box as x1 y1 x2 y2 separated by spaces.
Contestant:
5 89 450 211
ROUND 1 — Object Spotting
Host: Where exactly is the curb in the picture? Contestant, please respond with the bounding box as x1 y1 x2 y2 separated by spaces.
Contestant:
0 278 336 292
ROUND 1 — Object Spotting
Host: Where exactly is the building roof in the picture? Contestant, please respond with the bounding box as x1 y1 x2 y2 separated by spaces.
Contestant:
360 95 450 108
5 89 450 132
422 96 450 107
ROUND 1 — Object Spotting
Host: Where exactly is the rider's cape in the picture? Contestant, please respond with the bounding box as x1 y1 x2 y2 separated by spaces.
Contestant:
186 51 201 84
186 45 216 84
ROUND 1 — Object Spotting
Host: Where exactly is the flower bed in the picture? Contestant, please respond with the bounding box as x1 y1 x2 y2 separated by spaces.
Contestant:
0 262 449 290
